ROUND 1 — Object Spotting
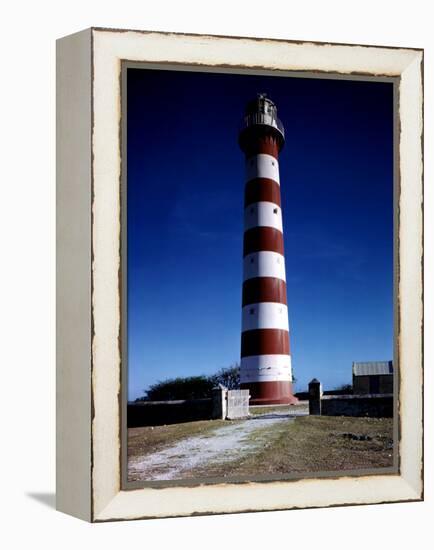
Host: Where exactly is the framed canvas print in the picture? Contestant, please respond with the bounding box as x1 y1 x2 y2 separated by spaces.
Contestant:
56 27 423 522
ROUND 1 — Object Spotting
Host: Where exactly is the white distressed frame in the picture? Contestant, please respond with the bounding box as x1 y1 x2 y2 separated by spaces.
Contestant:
56 28 423 522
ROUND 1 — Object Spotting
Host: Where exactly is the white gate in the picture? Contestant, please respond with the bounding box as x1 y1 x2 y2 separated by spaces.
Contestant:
226 389 250 419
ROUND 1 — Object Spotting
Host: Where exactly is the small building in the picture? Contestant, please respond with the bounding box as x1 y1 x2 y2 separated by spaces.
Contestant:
352 361 393 395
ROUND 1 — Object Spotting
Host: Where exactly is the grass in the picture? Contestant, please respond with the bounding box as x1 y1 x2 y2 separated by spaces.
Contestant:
128 415 393 480
249 402 308 416
205 415 394 478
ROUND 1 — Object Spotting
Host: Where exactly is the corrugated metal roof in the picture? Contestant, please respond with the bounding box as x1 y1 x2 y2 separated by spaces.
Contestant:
352 361 393 376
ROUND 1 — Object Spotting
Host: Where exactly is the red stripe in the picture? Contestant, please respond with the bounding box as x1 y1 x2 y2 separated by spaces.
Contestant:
244 136 280 159
241 329 290 357
245 178 281 207
240 381 297 405
242 277 287 306
243 226 284 257
240 128 282 158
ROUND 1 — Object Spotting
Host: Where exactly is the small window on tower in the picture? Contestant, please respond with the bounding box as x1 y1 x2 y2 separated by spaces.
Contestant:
250 207 255 214
249 308 255 315
250 257 254 263
273 207 278 214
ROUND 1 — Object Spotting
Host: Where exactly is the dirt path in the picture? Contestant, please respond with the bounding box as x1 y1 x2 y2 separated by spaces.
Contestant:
128 412 301 481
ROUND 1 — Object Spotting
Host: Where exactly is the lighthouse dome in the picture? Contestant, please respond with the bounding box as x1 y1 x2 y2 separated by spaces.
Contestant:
245 93 277 118
239 93 285 152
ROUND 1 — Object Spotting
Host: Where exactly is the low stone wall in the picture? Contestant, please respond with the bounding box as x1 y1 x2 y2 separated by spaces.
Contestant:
320 394 393 418
296 388 353 401
323 388 354 396
295 391 309 401
128 398 213 428
128 387 248 427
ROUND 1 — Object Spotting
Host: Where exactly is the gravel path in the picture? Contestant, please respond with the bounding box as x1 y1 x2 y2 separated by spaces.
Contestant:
129 412 303 481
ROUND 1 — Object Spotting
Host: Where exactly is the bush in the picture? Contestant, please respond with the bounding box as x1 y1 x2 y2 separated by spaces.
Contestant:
139 364 241 401
145 375 215 401
335 383 353 392
209 363 240 390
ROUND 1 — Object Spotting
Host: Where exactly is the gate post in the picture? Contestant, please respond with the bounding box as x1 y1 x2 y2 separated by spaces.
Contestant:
211 385 227 419
308 378 322 415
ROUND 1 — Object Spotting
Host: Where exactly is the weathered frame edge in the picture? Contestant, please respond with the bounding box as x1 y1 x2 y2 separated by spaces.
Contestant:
56 27 93 522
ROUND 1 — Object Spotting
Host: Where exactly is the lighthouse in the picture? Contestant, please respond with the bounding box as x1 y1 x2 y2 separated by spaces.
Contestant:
239 94 297 405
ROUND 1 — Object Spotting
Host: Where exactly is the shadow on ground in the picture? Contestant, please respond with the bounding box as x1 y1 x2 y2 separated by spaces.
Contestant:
26 492 56 509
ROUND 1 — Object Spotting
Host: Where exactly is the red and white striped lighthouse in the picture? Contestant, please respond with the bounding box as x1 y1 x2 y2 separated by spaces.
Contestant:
239 94 297 405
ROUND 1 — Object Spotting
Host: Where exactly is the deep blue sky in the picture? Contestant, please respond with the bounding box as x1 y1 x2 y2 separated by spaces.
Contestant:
127 67 393 400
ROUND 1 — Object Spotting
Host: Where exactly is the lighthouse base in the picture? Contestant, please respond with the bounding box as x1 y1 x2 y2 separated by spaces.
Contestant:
241 381 298 406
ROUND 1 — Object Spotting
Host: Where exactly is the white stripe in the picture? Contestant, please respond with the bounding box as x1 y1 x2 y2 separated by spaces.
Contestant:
241 372 292 383
245 154 280 184
241 354 292 372
242 303 289 331
240 354 292 383
243 251 286 282
244 202 283 232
